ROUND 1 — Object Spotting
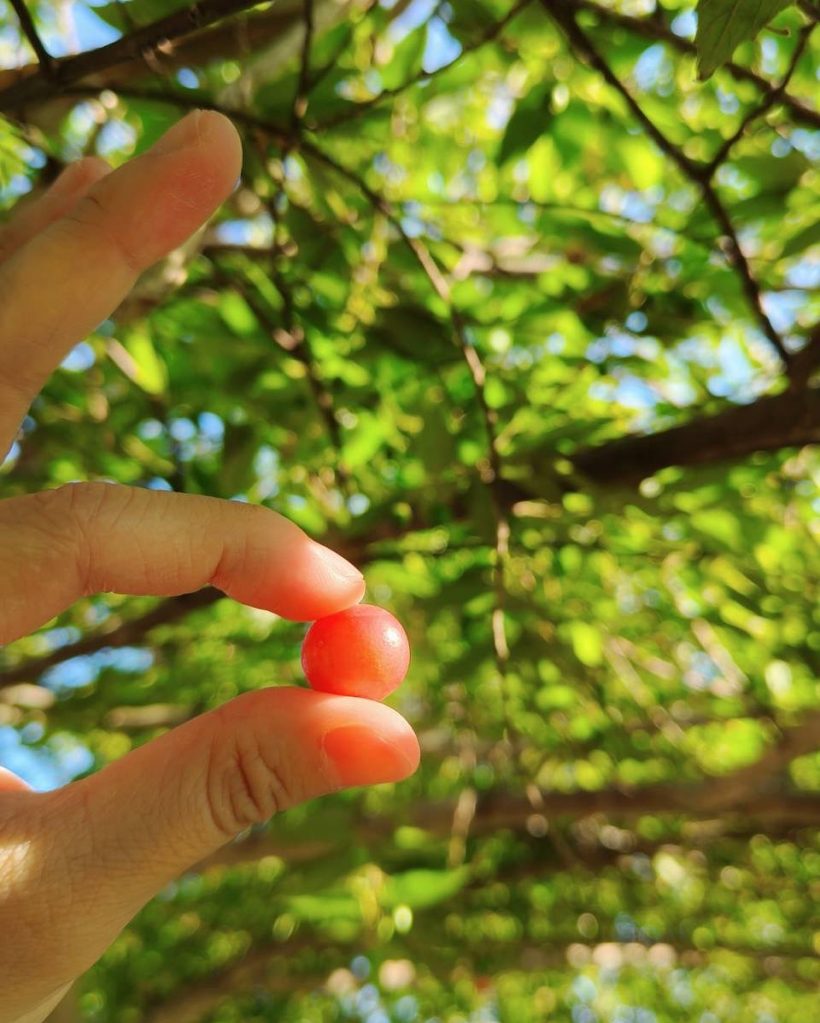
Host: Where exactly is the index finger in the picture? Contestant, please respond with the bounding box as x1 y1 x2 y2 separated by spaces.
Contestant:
0 110 242 455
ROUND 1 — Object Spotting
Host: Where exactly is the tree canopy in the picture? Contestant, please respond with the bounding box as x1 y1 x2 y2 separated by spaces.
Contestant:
0 1 818 1021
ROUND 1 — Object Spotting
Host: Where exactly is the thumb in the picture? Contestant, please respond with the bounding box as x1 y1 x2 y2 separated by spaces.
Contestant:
39 689 418 980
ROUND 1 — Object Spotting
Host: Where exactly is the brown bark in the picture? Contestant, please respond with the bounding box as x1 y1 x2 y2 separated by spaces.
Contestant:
573 388 820 485
0 1 300 115
0 588 218 687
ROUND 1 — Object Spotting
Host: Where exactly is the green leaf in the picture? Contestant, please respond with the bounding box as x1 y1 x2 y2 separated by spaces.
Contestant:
692 508 742 550
569 621 603 667
344 410 387 468
94 0 179 32
220 424 257 496
780 217 820 258
620 136 665 190
219 292 258 336
110 327 168 395
381 868 470 910
497 82 552 166
288 891 361 923
695 0 794 79
0 118 27 187
381 26 427 90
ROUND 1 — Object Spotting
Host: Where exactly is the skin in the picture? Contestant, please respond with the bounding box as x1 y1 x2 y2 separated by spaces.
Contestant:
0 111 419 1023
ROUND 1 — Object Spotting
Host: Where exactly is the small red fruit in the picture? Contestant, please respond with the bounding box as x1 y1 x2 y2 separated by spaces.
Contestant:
301 604 410 700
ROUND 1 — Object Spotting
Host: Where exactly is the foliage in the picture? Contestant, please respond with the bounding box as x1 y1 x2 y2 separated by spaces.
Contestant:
1 1 819 1021
695 0 796 78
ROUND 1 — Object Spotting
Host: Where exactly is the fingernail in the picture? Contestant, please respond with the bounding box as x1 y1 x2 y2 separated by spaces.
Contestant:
322 725 419 789
310 542 364 586
150 109 211 155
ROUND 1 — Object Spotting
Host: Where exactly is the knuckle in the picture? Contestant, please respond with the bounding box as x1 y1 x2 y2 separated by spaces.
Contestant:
35 482 119 594
204 719 294 840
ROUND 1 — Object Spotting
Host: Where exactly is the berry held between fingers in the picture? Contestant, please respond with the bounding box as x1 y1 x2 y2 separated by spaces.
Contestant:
301 604 410 700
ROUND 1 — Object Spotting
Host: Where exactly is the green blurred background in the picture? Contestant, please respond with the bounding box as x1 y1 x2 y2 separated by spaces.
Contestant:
1 0 818 1020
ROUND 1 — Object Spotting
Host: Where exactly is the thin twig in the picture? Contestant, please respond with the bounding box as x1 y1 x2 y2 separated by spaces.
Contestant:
59 83 291 145
573 0 820 130
0 0 269 113
209 259 349 489
304 0 379 94
291 0 315 132
317 0 533 130
705 20 815 177
300 137 513 703
541 0 791 370
9 0 56 77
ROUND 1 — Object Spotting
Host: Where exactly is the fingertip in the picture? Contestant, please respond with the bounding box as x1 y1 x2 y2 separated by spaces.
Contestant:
194 110 243 188
323 723 419 788
273 539 365 621
312 696 420 789
0 766 31 792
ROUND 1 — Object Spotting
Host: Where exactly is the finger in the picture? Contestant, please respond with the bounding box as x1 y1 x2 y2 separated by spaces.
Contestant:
0 765 31 792
15 689 419 1006
0 157 111 264
0 110 242 454
0 483 365 643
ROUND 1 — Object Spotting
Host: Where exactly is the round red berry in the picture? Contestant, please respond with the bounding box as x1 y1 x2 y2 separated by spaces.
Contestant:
301 604 410 700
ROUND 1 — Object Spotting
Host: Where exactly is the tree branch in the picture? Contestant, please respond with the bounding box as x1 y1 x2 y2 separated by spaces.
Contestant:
143 928 818 1023
0 589 218 688
0 0 282 114
571 386 820 485
697 709 820 810
299 136 514 707
143 942 327 1023
208 253 352 494
3 384 818 685
9 0 56 77
541 0 791 370
316 0 533 130
291 0 315 130
789 322 820 388
573 0 820 130
704 20 815 177
198 786 820 875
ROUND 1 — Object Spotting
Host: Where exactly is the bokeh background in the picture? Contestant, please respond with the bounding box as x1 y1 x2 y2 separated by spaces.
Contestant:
1 0 819 1020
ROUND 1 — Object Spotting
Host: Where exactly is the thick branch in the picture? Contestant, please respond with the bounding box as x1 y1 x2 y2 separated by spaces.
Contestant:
143 931 816 1023
572 386 820 485
789 322 820 388
0 0 288 114
697 710 820 809
144 943 326 1023
2 386 817 685
0 589 218 688
200 787 820 874
2 384 817 685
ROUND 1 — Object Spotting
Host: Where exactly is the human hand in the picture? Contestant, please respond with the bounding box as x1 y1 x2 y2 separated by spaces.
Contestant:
0 111 419 1023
